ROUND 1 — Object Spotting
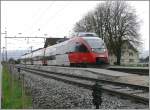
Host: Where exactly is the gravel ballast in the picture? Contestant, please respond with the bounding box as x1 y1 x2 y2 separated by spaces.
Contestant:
13 67 148 109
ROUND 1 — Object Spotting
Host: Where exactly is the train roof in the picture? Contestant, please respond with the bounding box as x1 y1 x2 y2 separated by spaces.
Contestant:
44 37 69 48
31 48 44 52
74 32 98 37
21 48 44 57
82 36 102 40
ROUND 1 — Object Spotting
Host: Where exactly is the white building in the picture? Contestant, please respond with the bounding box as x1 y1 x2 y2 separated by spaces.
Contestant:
109 41 139 65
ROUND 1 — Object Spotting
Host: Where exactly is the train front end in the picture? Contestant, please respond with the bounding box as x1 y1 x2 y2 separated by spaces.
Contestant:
82 36 109 65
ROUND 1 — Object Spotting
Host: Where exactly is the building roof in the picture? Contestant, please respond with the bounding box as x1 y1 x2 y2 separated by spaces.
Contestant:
124 40 138 52
44 37 69 48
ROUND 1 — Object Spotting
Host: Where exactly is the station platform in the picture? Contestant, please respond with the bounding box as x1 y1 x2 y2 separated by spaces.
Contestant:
18 65 149 87
84 68 148 87
108 66 149 70
108 66 149 75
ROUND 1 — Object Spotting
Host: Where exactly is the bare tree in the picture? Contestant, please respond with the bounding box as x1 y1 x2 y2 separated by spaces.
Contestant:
74 11 94 32
105 1 140 65
73 1 141 65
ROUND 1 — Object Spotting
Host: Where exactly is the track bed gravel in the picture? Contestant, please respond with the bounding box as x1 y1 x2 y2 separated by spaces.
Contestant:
13 67 148 109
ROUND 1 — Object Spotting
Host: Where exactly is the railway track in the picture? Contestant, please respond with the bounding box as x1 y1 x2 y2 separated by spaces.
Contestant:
15 65 149 105
69 64 149 75
83 65 149 75
20 64 149 75
107 66 149 75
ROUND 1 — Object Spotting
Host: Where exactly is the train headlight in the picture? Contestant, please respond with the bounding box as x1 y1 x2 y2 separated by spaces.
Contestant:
92 48 95 52
103 48 106 52
92 48 106 53
100 48 106 52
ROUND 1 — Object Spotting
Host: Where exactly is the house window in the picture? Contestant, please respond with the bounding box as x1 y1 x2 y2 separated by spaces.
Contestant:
122 50 125 54
121 59 124 62
129 59 134 62
129 52 133 56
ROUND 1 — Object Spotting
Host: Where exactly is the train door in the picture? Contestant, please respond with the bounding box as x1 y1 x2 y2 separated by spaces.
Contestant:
68 41 89 65
75 42 90 64
31 52 33 65
42 48 47 66
68 41 78 64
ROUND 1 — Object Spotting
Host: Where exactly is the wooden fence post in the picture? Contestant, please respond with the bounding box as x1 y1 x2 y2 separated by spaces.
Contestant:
92 82 103 109
22 74 25 108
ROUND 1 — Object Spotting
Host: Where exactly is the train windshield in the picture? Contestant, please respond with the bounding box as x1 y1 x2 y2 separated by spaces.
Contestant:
84 38 106 53
77 32 98 37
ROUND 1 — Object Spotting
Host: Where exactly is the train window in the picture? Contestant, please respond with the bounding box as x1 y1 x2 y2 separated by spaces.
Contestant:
129 52 133 56
85 38 105 49
75 44 88 52
69 42 76 52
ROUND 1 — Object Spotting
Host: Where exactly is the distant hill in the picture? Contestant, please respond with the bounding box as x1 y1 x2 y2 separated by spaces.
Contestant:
2 50 29 60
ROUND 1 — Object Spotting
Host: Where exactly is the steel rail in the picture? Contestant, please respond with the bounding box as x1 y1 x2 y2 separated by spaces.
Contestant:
15 66 149 105
16 65 149 91
107 67 149 75
17 64 149 75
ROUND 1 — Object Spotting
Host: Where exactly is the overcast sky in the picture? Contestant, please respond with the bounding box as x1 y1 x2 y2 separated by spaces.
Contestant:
1 1 149 53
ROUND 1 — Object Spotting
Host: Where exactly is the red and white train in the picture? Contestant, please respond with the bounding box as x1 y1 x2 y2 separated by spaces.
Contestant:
20 32 109 67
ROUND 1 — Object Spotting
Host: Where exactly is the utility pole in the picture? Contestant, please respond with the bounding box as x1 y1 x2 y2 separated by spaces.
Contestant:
44 33 48 47
2 47 5 61
5 28 7 62
30 46 32 52
28 46 33 53
5 35 7 62
1 27 7 62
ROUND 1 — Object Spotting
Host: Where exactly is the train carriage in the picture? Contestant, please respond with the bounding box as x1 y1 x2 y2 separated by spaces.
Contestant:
20 54 26 64
20 53 32 65
45 40 70 66
32 48 45 65
20 32 109 67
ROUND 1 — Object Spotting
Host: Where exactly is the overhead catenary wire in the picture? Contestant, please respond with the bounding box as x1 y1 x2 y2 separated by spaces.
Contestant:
4 2 70 59
30 3 69 37
23 1 55 36
23 1 55 35
39 3 70 32
6 37 45 44
5 36 45 57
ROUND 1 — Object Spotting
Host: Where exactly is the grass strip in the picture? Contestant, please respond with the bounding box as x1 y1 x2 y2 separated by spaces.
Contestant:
2 64 32 109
